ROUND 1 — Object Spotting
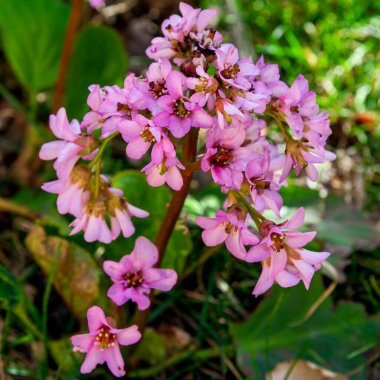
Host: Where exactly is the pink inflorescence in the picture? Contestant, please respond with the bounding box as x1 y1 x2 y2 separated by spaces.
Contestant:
39 2 335 376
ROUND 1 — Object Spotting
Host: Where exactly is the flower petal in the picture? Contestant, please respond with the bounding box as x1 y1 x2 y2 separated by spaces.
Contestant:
80 344 105 374
111 325 141 346
144 268 178 291
105 344 125 377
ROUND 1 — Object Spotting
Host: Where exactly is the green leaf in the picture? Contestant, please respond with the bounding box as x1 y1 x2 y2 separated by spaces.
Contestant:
0 0 69 92
25 225 101 321
64 25 128 118
133 328 167 366
0 264 21 307
230 277 380 378
111 170 192 272
317 197 380 250
164 229 193 273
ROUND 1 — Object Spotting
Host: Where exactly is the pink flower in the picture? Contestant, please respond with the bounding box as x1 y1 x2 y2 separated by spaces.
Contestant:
142 157 185 191
39 108 97 181
88 0 105 9
249 55 288 98
245 152 283 216
246 208 330 295
97 74 147 137
70 200 113 244
69 187 149 243
201 124 249 190
103 237 177 310
277 75 319 139
153 70 214 138
214 44 258 89
187 65 219 109
42 165 91 218
196 209 259 260
108 188 149 239
81 85 106 133
71 306 141 377
118 114 163 160
280 139 336 182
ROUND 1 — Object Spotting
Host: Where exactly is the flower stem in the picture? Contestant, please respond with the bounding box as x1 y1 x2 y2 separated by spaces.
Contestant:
51 0 83 113
132 129 199 333
231 190 265 229
88 132 119 198
88 132 119 169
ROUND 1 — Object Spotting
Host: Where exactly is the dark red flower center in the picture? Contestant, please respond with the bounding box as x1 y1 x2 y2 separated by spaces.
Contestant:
251 177 271 192
95 326 117 350
173 98 190 118
140 128 155 142
221 64 240 80
210 147 233 167
149 81 167 98
117 102 132 116
270 232 286 252
125 270 144 288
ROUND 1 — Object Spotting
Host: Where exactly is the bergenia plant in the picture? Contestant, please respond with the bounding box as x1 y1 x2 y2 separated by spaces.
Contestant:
40 2 335 376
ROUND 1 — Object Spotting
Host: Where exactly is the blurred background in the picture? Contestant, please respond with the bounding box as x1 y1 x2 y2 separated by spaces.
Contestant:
0 0 379 379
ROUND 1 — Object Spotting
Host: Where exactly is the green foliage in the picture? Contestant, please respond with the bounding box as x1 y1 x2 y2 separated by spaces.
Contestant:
230 276 380 378
0 0 69 92
0 264 21 307
64 25 128 118
111 171 192 273
133 328 168 366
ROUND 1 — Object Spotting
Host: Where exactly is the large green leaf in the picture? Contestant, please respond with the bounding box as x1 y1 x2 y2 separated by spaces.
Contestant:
317 197 380 250
0 264 21 307
110 170 192 272
230 277 380 378
0 0 69 92
64 25 128 118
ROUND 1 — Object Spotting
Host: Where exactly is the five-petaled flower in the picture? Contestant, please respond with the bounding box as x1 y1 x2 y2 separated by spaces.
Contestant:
103 237 178 310
71 306 141 377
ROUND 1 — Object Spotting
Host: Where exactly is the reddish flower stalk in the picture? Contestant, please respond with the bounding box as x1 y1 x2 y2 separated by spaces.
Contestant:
132 128 199 333
52 0 83 113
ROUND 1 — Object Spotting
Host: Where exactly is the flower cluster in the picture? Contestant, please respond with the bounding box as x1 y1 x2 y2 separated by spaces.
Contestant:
40 2 335 377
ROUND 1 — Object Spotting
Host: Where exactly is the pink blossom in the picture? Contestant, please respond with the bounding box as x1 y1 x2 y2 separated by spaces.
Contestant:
153 70 214 138
70 192 149 243
245 152 283 216
201 124 249 190
103 237 177 310
281 140 336 182
250 55 288 97
276 75 319 139
71 306 141 377
97 74 147 137
88 0 105 8
118 114 163 160
187 65 219 109
70 200 113 244
108 188 149 239
42 165 91 218
142 157 185 191
81 85 106 133
246 208 330 295
196 209 259 260
214 44 258 89
39 108 97 181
